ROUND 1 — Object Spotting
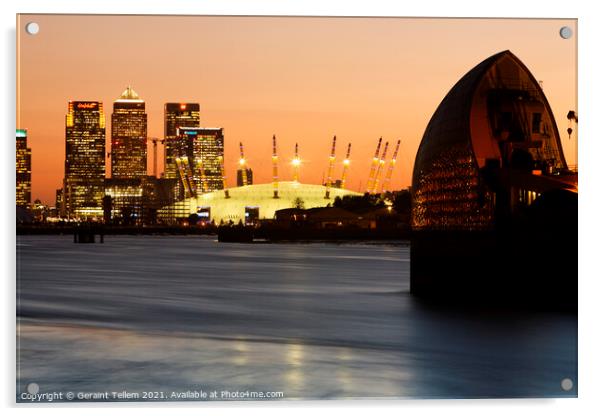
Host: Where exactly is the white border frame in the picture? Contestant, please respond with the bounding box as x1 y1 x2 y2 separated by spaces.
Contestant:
3 1 600 415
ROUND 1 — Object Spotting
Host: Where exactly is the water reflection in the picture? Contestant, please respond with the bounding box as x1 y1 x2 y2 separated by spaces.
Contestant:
232 337 249 366
284 343 305 393
335 347 353 396
17 235 576 400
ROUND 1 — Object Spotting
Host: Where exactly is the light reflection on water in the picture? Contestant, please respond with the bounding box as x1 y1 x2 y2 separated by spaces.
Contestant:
17 235 576 400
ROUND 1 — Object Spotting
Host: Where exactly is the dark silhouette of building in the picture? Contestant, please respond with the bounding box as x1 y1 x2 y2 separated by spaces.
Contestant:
410 50 577 310
237 168 253 187
111 86 147 179
63 101 106 219
16 129 31 209
164 103 200 180
55 188 63 215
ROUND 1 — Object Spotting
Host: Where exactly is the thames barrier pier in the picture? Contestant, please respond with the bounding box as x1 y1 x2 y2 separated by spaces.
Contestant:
410 51 577 310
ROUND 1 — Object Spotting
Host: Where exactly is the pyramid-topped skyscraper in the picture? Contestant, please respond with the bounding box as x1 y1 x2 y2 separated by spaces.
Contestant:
111 86 147 178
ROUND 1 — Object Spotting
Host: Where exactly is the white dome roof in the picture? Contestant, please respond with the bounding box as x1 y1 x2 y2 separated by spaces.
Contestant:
163 181 361 223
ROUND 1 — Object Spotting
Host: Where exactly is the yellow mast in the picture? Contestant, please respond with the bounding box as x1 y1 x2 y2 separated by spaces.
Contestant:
382 139 401 193
366 137 382 193
239 142 248 186
272 134 279 198
292 142 301 182
324 135 337 199
372 141 389 194
340 143 352 189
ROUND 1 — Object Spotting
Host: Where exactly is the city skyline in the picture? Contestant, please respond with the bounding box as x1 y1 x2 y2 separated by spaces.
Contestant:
17 15 577 204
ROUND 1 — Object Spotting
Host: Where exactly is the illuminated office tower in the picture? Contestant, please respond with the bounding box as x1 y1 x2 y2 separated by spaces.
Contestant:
176 127 224 194
16 129 32 209
111 86 147 178
64 101 106 219
164 103 200 179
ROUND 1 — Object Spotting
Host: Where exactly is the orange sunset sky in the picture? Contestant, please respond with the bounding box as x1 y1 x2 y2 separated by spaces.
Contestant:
17 15 577 204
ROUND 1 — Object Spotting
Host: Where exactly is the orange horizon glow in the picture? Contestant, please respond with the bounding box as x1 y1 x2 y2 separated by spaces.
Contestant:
17 15 577 204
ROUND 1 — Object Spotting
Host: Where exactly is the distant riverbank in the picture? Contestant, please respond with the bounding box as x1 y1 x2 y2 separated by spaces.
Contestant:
16 223 411 241
16 224 216 236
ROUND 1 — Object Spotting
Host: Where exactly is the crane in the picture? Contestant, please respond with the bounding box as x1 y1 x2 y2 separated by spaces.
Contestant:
147 137 165 178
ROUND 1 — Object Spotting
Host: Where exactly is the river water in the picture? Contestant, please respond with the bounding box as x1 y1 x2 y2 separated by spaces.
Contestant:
16 235 577 401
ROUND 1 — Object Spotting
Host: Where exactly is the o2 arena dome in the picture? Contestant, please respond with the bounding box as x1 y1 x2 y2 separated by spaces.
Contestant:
159 181 361 224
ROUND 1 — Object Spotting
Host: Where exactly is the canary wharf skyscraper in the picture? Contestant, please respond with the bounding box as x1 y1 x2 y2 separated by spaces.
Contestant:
16 129 32 209
111 86 147 178
63 101 106 219
164 103 200 179
176 127 224 195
